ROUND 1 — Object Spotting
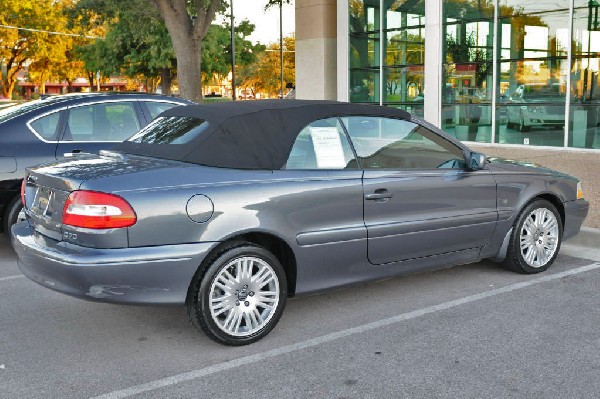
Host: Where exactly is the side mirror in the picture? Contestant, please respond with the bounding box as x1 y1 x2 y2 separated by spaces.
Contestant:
469 152 487 170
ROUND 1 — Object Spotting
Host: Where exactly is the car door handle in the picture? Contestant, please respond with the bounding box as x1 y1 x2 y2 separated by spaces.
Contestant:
365 189 393 201
64 149 91 157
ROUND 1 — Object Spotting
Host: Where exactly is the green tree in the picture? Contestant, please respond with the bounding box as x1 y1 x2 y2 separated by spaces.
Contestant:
72 0 260 96
151 0 225 102
26 0 79 94
71 0 175 93
238 35 294 98
0 0 71 98
202 20 263 86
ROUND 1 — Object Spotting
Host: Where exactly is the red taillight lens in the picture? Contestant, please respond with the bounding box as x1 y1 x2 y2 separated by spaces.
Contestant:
63 191 137 229
21 178 26 206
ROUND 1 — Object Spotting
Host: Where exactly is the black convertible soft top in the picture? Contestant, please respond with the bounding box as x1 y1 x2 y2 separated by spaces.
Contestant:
114 99 411 169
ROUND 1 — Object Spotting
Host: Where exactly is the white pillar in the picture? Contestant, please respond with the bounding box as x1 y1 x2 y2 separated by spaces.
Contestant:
295 0 338 100
336 0 349 102
424 0 443 127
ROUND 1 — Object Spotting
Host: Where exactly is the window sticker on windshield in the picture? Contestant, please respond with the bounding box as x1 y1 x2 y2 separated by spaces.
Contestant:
309 127 346 169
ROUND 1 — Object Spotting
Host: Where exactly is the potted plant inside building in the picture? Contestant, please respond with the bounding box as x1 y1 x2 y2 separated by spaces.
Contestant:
455 98 481 141
446 33 490 141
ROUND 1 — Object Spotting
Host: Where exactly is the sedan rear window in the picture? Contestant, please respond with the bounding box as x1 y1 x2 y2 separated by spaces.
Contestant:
128 116 208 145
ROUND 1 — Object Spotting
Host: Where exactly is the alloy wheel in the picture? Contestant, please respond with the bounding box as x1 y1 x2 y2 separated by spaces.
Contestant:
209 256 280 337
519 207 559 267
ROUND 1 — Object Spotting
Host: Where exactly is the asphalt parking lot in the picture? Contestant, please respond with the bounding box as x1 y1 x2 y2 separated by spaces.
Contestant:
1 235 599 399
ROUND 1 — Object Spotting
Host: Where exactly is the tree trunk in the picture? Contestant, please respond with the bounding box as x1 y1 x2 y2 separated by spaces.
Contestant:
152 0 221 103
3 71 18 99
66 78 74 93
171 35 201 101
87 71 94 91
40 71 46 95
160 68 172 95
2 66 20 99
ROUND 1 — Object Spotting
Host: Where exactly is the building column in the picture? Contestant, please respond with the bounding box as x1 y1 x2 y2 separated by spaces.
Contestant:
295 0 337 100
424 0 443 127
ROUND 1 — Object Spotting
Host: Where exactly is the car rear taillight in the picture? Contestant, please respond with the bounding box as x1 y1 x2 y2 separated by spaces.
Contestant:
21 178 26 206
63 191 137 229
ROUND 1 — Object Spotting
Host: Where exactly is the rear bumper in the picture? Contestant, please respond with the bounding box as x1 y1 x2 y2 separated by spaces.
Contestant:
12 222 217 305
563 199 590 241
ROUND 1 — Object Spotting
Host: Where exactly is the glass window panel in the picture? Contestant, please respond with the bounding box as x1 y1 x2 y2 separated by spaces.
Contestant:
128 116 208 144
283 118 357 170
342 116 466 169
349 0 425 106
443 0 494 142
495 1 569 147
383 67 424 116
350 69 381 103
105 103 140 141
145 101 180 120
350 1 381 103
65 102 140 142
569 0 600 148
350 0 380 34
350 34 380 68
383 0 425 108
30 112 61 141
67 106 93 140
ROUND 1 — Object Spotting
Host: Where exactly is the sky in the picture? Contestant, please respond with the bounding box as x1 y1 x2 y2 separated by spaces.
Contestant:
217 0 295 45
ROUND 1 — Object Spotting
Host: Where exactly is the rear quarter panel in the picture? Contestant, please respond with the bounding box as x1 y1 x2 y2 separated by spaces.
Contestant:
80 166 368 295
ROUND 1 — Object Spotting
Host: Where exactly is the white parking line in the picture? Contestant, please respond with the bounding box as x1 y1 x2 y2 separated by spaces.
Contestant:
0 275 24 282
91 262 600 399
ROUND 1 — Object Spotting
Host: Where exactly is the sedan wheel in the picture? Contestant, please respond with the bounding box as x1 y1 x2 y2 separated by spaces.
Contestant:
3 196 25 243
187 243 287 346
504 199 562 273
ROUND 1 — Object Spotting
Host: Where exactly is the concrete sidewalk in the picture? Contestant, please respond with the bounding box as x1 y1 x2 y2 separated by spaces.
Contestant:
472 144 599 228
560 226 600 261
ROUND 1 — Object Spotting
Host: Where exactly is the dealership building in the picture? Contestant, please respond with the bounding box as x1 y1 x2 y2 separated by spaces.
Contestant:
295 0 600 150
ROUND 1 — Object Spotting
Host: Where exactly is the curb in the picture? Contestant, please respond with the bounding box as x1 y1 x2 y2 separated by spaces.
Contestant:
561 227 600 262
566 227 600 248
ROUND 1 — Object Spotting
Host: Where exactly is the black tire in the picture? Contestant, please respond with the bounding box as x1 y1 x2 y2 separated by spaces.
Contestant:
503 199 562 274
2 196 24 242
186 242 287 346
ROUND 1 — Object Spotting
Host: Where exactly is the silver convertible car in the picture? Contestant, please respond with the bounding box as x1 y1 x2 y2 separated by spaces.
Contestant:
13 100 589 345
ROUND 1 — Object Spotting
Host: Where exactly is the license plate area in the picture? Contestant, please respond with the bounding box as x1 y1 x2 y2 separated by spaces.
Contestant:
30 186 56 218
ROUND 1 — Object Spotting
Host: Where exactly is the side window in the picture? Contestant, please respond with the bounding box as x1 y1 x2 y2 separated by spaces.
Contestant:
144 101 180 120
64 102 140 142
283 118 358 170
30 111 62 141
342 117 467 169
105 103 140 141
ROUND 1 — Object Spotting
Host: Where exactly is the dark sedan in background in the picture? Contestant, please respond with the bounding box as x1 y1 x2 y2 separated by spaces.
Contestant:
12 100 589 345
0 92 192 237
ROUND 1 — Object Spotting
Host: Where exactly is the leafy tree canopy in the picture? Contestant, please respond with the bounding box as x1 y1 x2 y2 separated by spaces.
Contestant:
0 0 78 98
238 35 294 97
202 20 264 84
